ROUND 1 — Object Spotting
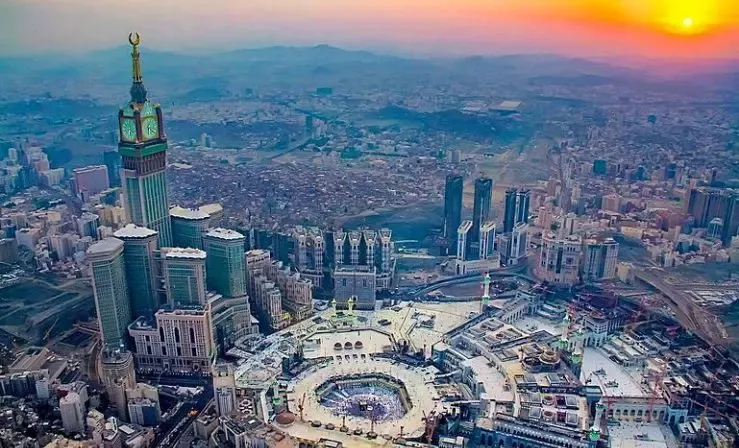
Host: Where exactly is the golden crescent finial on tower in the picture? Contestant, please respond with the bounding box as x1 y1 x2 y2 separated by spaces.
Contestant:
129 32 143 85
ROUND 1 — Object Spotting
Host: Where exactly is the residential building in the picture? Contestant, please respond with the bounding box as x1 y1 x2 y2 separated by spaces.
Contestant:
170 203 223 249
581 237 619 281
60 392 86 434
126 383 161 427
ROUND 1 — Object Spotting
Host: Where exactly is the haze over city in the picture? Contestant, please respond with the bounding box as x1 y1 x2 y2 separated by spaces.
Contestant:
0 1 739 448
2 0 738 59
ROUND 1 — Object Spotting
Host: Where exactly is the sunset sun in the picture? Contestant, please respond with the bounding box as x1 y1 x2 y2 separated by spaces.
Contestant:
682 17 694 28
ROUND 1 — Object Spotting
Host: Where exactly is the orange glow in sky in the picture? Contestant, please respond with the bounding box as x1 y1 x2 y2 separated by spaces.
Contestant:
1 0 737 58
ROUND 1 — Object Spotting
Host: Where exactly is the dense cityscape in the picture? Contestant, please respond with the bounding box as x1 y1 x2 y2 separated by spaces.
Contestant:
0 24 738 448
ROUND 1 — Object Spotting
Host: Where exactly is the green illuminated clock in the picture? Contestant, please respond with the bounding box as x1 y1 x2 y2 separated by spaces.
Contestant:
121 119 137 141
142 117 159 140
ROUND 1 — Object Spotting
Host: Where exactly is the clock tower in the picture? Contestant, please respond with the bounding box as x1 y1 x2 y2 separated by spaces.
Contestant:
118 33 172 247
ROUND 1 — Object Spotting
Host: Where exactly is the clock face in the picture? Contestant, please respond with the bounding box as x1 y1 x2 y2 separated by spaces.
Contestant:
143 117 159 140
121 119 137 141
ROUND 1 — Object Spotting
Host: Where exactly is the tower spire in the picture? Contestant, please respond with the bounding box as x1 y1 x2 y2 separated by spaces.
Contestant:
128 32 148 103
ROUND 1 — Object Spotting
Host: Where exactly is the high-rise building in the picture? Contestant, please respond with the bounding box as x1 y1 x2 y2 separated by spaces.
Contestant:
118 34 172 247
208 293 253 355
536 233 582 286
331 228 394 291
685 187 739 244
456 220 473 262
170 204 223 249
100 349 136 420
292 226 325 289
87 238 131 349
268 261 313 320
60 391 86 433
503 188 517 233
126 383 161 427
581 237 619 281
103 151 122 187
73 165 110 200
0 238 18 264
443 175 463 254
213 363 237 417
128 307 215 373
77 212 100 239
470 178 493 252
516 189 530 224
478 222 496 260
162 247 207 307
503 188 530 233
708 218 724 240
202 228 246 298
113 224 159 321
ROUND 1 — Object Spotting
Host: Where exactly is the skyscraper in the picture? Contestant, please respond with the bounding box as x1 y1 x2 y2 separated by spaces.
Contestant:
113 224 159 321
516 189 531 224
87 238 131 349
170 204 223 249
202 228 246 298
443 175 463 254
581 237 619 281
470 177 493 253
118 33 173 247
503 188 517 233
162 248 207 307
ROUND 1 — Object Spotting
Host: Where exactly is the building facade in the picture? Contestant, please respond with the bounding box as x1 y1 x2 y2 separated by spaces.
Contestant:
470 178 493 254
87 238 131 349
203 228 247 298
536 233 582 286
73 165 110 200
213 363 237 417
334 265 376 310
128 307 215 372
113 224 159 321
581 237 619 282
162 247 207 307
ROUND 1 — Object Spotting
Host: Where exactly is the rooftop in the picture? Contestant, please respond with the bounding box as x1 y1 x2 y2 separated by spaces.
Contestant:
204 227 244 241
113 224 158 240
86 237 124 256
169 205 210 220
163 247 207 260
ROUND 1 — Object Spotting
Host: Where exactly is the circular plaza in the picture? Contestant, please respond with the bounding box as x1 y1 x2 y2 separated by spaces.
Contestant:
287 357 439 439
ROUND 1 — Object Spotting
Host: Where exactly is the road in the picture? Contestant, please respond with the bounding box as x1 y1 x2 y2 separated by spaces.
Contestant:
135 374 213 448
636 269 727 346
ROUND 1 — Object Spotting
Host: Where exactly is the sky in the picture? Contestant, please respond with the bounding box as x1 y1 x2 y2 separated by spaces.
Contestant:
1 0 737 59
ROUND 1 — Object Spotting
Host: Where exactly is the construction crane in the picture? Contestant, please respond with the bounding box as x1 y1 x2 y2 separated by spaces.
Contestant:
43 315 60 344
422 409 440 444
684 397 737 448
298 393 306 422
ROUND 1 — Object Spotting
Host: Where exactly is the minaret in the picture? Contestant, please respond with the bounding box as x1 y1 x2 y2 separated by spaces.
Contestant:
588 401 605 446
481 272 491 311
559 312 571 352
